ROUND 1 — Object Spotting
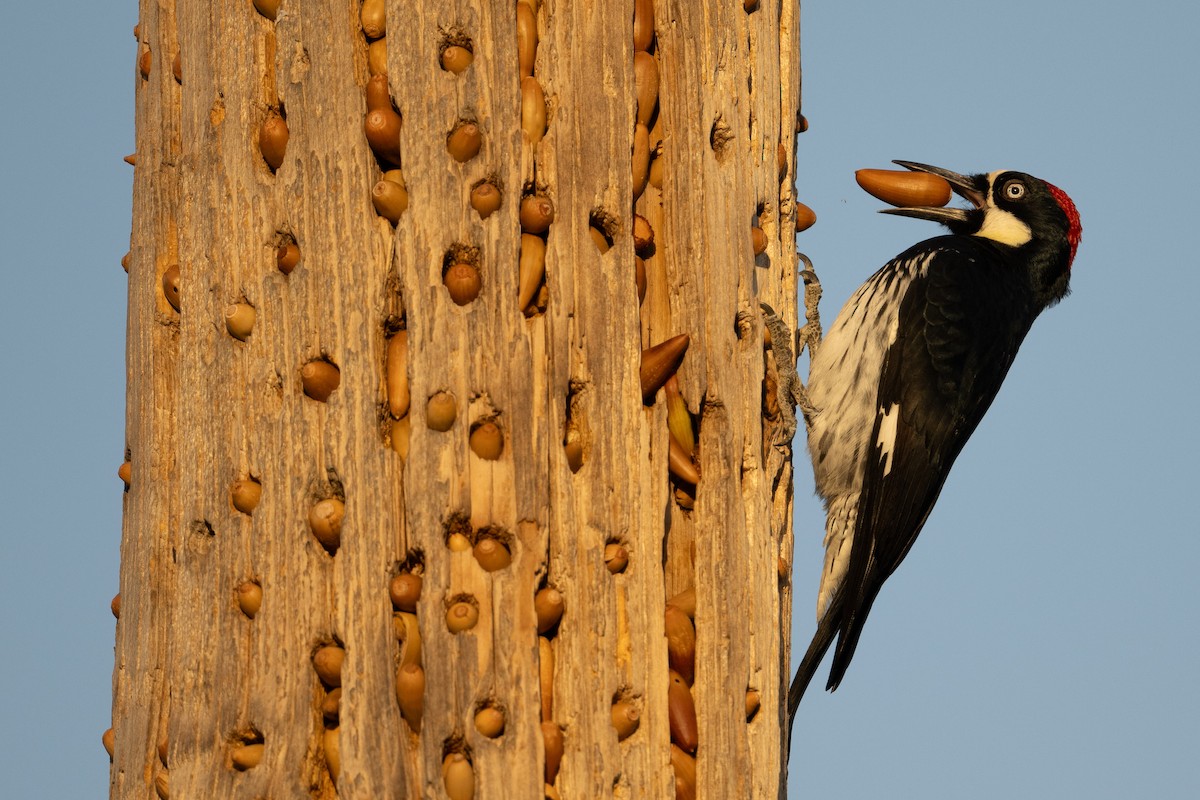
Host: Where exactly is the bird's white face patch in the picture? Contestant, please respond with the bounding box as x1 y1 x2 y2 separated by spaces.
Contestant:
975 169 1032 248
876 403 900 476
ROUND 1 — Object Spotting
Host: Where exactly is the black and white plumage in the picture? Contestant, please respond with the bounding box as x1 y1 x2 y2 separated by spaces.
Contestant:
788 162 1082 728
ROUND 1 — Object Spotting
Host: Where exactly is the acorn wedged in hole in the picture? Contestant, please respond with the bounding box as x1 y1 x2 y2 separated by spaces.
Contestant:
253 0 279 20
162 265 181 311
516 1 537 76
301 360 340 402
534 587 564 633
395 611 422 667
634 51 658 126
538 635 554 720
745 689 762 720
277 242 300 273
110 593 121 619
632 214 655 254
386 330 410 418
102 727 115 758
474 705 505 738
446 600 479 633
603 543 628 573
470 182 502 218
632 123 650 199
795 202 817 232
751 225 768 256
664 376 694 455
312 645 345 687
469 421 503 459
668 435 700 486
237 581 262 618
426 390 457 430
231 742 264 771
521 76 546 144
640 334 690 401
670 745 697 800
519 234 546 311
225 303 255 340
365 108 403 166
611 699 640 740
444 263 481 305
447 121 482 162
633 0 654 51
664 604 696 684
442 753 474 800
855 168 952 208
473 537 511 571
324 727 340 783
260 113 288 171
542 721 563 784
668 670 698 753
309 497 345 552
519 194 555 234
372 178 408 224
118 461 132 485
360 0 386 38
322 688 341 725
367 38 387 76
395 663 424 732
441 45 473 73
389 572 421 611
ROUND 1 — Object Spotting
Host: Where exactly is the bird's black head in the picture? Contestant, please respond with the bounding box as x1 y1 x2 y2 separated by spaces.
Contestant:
883 161 1082 305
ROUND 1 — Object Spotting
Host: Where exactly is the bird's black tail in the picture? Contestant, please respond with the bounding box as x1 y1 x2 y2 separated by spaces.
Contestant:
786 595 843 743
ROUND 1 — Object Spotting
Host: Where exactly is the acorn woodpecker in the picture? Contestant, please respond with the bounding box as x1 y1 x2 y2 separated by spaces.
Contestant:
788 162 1082 728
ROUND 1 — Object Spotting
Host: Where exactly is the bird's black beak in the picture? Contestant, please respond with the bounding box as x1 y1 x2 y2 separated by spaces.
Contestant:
879 160 987 226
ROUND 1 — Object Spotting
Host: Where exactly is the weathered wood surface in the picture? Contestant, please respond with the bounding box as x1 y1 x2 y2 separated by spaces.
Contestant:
113 2 801 798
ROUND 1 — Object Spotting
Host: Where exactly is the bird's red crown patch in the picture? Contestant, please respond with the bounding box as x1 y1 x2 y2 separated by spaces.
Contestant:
1044 181 1081 265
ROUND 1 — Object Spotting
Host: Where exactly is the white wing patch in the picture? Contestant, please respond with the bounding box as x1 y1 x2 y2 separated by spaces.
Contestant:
876 403 900 476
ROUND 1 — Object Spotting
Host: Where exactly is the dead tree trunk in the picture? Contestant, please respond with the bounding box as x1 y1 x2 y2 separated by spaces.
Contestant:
110 1 802 798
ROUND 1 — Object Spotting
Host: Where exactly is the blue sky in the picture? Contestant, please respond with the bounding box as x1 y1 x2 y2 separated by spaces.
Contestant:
1 2 1196 798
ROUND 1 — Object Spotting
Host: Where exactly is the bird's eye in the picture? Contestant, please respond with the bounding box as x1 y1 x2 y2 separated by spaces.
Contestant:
1002 180 1025 200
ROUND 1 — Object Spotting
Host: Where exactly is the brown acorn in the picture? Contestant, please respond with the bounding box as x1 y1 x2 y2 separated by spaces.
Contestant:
751 225 768 256
385 330 410 418
367 38 388 76
301 360 340 402
118 461 132 486
473 537 511 571
157 737 168 766
534 586 564 634
308 497 345 552
442 753 474 800
395 663 425 732
664 604 696 684
110 593 121 619
447 121 482 162
441 45 473 74
446 600 479 633
231 742 264 771
123 153 137 166
230 477 262 514
139 49 151 79
794 201 817 232
446 532 472 552
664 376 694 456
603 543 629 574
634 51 659 126
395 611 422 667
312 645 345 688
121 251 131 272
154 770 169 800
633 0 655 51
635 256 647 303
632 214 655 254
666 587 696 618
172 52 181 83
276 242 300 274
521 76 547 144
745 689 762 720
563 436 583 473
444 263 481 305
470 182 502 218
670 745 697 800
389 572 421 611
474 705 505 738
469 421 503 460
589 225 611 253
364 108 403 166
323 727 340 783
516 1 537 76
797 112 809 133
632 123 651 199
640 334 690 401
668 670 698 753
541 721 563 785
611 699 640 740
252 0 279 20
360 0 386 38
425 390 457 430
102 727 115 758
372 178 409 224
519 194 555 234
538 635 554 721
856 168 952 208
668 435 700 486
364 74 391 112
236 581 262 618
519 234 547 311
322 688 342 725
777 142 788 180
224 303 255 341
259 113 288 171
161 264 181 311
390 415 411 459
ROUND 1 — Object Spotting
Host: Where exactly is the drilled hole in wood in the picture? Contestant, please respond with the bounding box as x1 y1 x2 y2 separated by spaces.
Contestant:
588 209 617 253
604 540 630 574
709 114 733 162
275 231 300 274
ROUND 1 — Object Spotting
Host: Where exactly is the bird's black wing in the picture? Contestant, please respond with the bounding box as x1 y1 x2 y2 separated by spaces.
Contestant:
825 239 1034 690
